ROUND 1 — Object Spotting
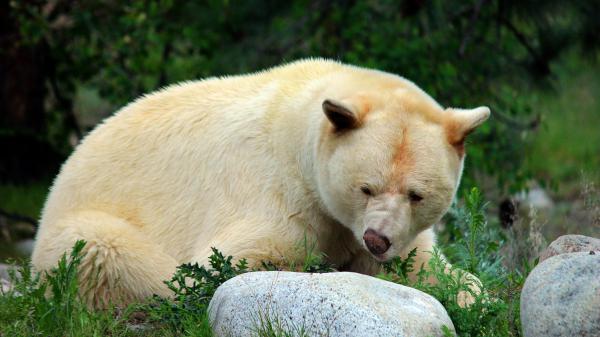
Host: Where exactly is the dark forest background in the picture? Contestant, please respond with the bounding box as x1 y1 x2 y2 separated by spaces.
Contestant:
1 0 599 260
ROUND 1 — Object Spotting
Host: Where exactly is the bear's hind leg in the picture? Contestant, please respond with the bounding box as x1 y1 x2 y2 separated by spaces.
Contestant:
32 210 178 308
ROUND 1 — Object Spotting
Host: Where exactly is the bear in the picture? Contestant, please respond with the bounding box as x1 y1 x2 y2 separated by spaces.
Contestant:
31 59 490 308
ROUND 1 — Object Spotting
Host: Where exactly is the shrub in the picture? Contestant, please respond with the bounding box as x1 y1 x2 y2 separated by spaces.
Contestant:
379 188 530 337
0 188 530 336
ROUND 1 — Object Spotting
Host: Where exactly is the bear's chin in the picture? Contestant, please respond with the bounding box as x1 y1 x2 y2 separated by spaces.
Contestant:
369 251 391 262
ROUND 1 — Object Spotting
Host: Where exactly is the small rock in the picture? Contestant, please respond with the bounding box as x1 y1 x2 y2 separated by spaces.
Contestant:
0 263 13 280
0 263 16 295
515 186 554 210
209 271 454 337
1 278 12 293
14 239 35 257
521 252 600 337
539 234 600 262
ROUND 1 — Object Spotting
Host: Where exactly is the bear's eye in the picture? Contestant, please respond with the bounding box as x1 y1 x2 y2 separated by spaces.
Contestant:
408 190 423 202
360 186 373 196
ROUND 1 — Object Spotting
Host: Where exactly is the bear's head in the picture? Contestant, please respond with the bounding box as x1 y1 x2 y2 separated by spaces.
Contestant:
315 82 490 261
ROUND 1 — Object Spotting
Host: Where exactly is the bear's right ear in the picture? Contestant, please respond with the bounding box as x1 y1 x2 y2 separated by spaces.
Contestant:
322 99 360 131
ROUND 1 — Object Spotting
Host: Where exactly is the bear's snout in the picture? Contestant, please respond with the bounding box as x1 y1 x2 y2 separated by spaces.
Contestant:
363 229 391 255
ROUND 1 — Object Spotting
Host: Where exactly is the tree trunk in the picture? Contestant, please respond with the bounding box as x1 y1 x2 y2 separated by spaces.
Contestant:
0 1 48 134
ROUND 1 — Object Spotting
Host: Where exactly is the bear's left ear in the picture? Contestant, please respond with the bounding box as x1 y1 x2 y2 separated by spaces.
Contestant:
445 106 491 153
322 99 360 131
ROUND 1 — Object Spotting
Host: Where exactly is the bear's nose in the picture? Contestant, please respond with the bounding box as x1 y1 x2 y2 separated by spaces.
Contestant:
363 229 391 255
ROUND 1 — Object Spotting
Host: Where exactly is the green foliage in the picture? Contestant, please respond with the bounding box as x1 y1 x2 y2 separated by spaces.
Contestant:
260 234 335 273
0 181 50 219
0 243 242 337
296 235 336 273
0 240 132 336
381 247 509 336
251 310 309 337
0 240 328 336
441 188 506 280
525 54 600 188
382 247 418 283
146 247 248 334
8 1 600 191
145 244 326 336
380 188 528 337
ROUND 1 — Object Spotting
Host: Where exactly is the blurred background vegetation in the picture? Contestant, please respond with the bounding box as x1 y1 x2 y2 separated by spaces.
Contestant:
1 0 599 263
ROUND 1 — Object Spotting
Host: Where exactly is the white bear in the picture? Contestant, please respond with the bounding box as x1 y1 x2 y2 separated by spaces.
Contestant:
31 59 490 307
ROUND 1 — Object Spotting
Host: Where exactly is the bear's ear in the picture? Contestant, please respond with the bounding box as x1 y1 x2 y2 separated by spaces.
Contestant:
322 99 360 131
445 106 491 154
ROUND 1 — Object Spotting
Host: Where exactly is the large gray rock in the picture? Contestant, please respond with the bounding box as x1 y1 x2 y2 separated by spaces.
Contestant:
208 271 454 337
539 234 600 262
521 252 600 337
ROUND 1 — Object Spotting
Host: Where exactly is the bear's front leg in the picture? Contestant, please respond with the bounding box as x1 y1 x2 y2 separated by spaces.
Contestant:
189 220 310 271
401 228 482 307
343 249 383 275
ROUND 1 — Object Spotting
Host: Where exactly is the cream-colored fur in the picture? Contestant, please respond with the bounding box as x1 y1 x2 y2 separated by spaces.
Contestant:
31 59 489 307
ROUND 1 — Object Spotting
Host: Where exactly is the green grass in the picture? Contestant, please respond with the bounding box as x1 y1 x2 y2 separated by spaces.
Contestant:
0 240 206 337
524 54 600 190
0 244 301 337
0 188 529 337
146 248 249 335
0 241 138 336
0 181 51 262
0 181 51 220
251 310 309 337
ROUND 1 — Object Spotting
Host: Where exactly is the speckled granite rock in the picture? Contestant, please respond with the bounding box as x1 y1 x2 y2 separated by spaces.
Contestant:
208 271 454 337
521 252 600 337
539 234 600 262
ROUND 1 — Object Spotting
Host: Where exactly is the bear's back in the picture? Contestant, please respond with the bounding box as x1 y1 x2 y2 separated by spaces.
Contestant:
38 60 347 249
37 59 429 261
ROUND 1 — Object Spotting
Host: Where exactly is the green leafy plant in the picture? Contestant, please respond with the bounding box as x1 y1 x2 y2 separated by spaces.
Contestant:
0 240 223 336
382 247 418 283
0 240 133 336
382 247 509 336
146 237 334 336
251 309 309 337
379 188 529 337
259 234 335 274
442 188 506 281
297 234 336 273
146 247 248 334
